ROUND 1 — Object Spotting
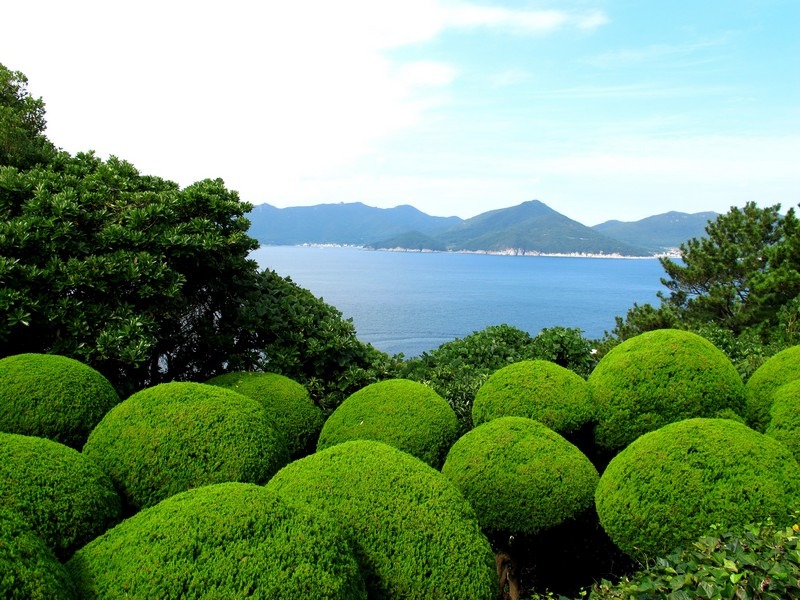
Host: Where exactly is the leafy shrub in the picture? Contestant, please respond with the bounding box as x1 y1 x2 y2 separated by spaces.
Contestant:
83 382 287 512
589 519 800 599
67 482 366 599
266 440 497 599
765 379 800 461
745 344 800 432
0 432 121 560
316 379 458 468
529 326 596 378
472 360 594 434
442 417 598 535
595 418 800 559
0 507 75 600
0 353 120 449
205 371 324 458
401 324 594 432
588 329 745 451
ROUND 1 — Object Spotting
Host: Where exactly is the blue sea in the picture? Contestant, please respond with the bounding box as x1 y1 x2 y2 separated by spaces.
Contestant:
250 246 667 357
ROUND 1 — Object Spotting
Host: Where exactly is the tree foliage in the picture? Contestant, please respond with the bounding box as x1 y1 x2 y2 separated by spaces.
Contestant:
0 151 260 394
0 64 55 170
606 203 800 368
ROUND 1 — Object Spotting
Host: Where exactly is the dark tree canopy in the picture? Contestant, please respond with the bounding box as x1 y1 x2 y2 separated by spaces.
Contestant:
659 202 800 335
0 151 260 393
0 63 56 169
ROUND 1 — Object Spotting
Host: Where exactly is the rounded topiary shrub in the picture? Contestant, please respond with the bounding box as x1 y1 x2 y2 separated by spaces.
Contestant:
266 440 497 599
83 382 288 512
0 507 76 600
316 379 459 469
472 360 594 434
442 417 599 536
745 345 800 432
0 432 121 560
67 482 366 599
595 418 800 559
0 353 120 449
765 379 800 460
588 329 745 451
206 371 324 458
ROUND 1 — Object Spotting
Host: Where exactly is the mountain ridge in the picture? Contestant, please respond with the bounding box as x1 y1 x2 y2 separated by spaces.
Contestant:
247 200 716 257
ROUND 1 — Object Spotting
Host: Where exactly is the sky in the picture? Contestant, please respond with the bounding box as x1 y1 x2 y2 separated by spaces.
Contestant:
2 0 798 225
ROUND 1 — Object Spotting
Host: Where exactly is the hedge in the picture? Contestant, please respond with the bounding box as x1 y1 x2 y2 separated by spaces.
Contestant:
442 417 598 535
745 344 800 432
0 432 121 560
0 507 76 600
588 329 745 451
67 482 366 599
83 382 287 512
206 371 324 458
266 440 497 599
472 360 594 434
595 418 800 559
765 379 800 461
316 379 459 469
0 353 120 449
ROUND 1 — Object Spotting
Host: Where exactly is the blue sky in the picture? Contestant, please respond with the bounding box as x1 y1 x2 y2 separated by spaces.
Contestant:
2 0 798 224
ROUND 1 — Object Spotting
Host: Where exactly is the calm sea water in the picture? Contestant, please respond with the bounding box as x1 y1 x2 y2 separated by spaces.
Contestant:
251 246 667 357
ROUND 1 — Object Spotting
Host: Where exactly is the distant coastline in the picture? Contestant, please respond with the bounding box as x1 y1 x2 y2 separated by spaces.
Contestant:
269 243 680 260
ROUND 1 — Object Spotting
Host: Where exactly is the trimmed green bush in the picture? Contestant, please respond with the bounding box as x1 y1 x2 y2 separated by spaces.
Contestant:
266 440 497 599
595 418 800 559
83 382 287 512
0 507 76 600
472 360 594 433
588 329 745 451
442 417 598 535
316 379 459 468
0 432 121 560
765 379 800 460
745 344 800 432
67 482 366 599
206 371 324 457
0 353 120 449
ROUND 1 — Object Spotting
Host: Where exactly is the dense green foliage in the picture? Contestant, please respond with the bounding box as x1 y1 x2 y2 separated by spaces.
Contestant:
472 360 594 434
67 482 366 599
590 520 800 599
595 418 800 559
0 353 120 449
0 432 120 560
402 324 593 431
0 150 262 395
317 379 458 468
764 379 800 461
83 382 287 512
0 64 55 170
442 417 598 536
745 344 800 432
266 440 497 599
589 329 745 451
0 507 75 600
205 371 324 457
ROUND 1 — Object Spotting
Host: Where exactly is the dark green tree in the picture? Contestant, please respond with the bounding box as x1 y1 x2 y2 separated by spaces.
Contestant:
659 202 800 335
0 63 55 169
0 151 259 394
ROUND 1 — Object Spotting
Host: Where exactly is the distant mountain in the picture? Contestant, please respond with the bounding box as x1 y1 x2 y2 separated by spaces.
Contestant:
247 199 715 257
372 200 649 256
592 211 717 253
247 202 461 245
